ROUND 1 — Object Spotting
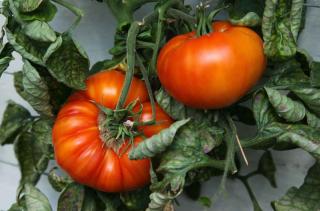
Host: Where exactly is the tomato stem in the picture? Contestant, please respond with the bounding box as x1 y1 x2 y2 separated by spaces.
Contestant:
149 0 184 75
116 21 140 110
52 0 84 33
105 0 158 29
196 1 230 36
135 54 156 127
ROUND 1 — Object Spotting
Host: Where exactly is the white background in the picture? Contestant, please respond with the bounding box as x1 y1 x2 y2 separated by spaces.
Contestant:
0 0 319 210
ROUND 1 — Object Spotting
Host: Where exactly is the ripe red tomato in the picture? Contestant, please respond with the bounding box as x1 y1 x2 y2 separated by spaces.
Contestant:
157 21 266 109
134 102 173 137
52 70 156 192
86 69 149 109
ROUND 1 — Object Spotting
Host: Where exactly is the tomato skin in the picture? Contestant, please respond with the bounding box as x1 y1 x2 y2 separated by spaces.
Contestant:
157 21 266 109
52 70 153 192
134 102 173 137
86 70 149 109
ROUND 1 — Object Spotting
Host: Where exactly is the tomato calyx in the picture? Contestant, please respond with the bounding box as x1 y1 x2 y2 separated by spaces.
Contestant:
195 2 230 36
95 100 143 153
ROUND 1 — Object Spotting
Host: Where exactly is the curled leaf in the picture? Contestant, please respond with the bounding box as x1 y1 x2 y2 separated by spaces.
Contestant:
46 34 89 89
290 0 304 41
310 62 320 87
0 42 14 77
156 88 217 122
129 119 190 160
48 168 71 192
19 1 57 22
14 60 53 116
272 162 320 211
292 87 320 116
22 184 52 211
23 20 57 42
265 87 305 122
58 183 85 211
14 0 43 12
278 132 320 160
146 192 177 211
253 91 279 130
6 29 45 65
262 0 304 59
230 12 261 27
306 111 320 129
0 101 31 145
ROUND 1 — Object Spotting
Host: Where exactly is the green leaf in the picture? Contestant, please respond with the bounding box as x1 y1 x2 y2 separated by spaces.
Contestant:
277 132 320 160
272 162 320 211
155 88 216 122
147 192 175 211
14 0 43 12
198 196 211 208
82 189 97 211
43 36 63 63
228 0 264 27
0 42 14 77
32 118 53 146
266 60 309 89
265 87 305 122
14 60 53 116
129 119 190 159
289 0 304 41
58 183 85 211
89 56 124 75
257 151 277 187
23 20 57 42
230 12 261 27
14 131 50 185
19 1 57 22
96 192 121 211
262 0 303 59
310 61 320 87
23 183 52 211
46 34 89 89
152 122 226 193
8 203 25 211
242 122 320 150
6 28 46 65
253 91 278 130
48 168 71 192
120 187 150 211
291 87 320 116
306 111 320 129
0 101 31 145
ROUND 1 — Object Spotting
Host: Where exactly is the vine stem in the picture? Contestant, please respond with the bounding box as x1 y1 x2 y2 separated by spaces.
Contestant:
135 54 156 126
167 8 196 27
149 0 183 75
52 0 84 33
105 0 158 29
116 21 140 110
238 176 263 211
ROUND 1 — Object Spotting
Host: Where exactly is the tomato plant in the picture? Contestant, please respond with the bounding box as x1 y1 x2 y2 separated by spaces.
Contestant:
157 21 266 109
1 0 319 210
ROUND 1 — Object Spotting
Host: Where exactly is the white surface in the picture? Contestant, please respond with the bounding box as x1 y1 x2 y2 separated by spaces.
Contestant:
0 0 319 210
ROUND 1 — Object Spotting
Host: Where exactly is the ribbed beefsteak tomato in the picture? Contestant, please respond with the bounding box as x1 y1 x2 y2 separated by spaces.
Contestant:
52 70 172 192
157 21 266 109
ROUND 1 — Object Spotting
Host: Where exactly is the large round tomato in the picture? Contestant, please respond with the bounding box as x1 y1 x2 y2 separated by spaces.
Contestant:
157 21 266 109
134 102 173 138
52 70 166 192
